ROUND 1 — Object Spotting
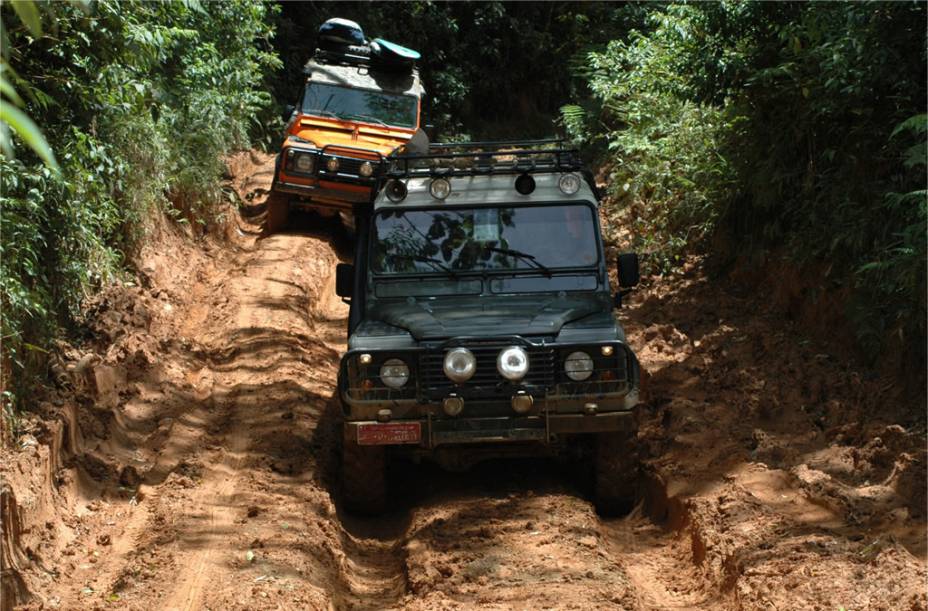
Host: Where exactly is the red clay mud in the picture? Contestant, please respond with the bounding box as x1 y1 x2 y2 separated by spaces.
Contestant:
2 153 924 610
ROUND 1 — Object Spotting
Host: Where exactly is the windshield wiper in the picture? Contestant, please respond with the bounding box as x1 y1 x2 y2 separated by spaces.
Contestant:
389 254 458 277
485 246 552 276
308 109 341 119
344 113 388 126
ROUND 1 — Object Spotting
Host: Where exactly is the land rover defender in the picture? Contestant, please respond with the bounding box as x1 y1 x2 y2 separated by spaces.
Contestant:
335 141 642 515
267 19 426 232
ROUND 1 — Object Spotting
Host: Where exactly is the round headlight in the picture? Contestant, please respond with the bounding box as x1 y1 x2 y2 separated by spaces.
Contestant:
294 154 314 173
326 157 340 173
429 177 452 200
558 173 581 195
443 348 476 383
359 161 374 177
564 351 594 381
497 346 529 381
380 358 409 389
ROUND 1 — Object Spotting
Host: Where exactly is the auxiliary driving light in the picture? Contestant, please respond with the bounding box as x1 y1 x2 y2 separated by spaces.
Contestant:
385 179 408 203
326 157 340 173
379 358 409 389
601 345 614 356
443 394 464 417
443 347 476 383
564 351 594 381
359 161 374 177
511 391 533 414
429 177 452 200
558 173 581 195
497 346 529 381
358 353 373 365
514 173 536 195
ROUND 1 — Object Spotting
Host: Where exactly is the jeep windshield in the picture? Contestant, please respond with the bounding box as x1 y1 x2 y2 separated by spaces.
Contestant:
372 204 599 275
302 83 417 129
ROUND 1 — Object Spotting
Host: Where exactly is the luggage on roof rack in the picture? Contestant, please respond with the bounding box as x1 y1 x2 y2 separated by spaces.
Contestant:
309 19 420 74
318 18 365 46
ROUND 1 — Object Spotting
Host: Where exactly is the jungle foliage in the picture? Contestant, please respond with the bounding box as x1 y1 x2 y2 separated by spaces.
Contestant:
562 2 927 365
1 0 279 417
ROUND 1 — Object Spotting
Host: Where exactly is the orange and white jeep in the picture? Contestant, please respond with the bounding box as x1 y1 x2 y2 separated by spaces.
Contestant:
266 19 425 232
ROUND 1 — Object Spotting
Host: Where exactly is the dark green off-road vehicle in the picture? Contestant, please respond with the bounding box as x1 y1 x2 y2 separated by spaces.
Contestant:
335 141 642 515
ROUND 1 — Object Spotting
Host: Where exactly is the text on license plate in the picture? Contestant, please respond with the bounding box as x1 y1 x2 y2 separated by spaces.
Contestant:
357 422 421 446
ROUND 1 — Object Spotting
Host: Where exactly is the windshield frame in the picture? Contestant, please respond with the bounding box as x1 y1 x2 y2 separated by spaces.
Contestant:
368 201 605 281
300 82 420 130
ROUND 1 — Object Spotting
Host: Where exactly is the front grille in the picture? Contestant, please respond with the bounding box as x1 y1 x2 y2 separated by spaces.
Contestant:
419 343 555 400
319 154 381 180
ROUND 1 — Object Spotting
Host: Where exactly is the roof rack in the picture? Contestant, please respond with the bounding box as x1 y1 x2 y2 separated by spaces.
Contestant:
385 140 582 180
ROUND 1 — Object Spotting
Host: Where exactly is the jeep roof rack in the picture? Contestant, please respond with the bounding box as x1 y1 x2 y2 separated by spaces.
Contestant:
384 139 584 180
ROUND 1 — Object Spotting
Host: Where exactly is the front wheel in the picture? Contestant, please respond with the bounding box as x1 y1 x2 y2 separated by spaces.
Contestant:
342 429 387 515
594 430 640 516
264 189 289 235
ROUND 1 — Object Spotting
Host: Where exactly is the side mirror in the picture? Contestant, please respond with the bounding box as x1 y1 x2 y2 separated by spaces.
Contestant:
617 253 639 288
282 104 295 123
335 263 354 298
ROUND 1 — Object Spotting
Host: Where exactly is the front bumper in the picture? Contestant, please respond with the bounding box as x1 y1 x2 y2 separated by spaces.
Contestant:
345 410 636 448
273 178 373 208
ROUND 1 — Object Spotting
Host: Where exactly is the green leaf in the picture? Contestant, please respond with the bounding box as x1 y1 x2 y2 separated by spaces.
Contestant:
0 74 24 106
10 1 43 38
0 103 58 170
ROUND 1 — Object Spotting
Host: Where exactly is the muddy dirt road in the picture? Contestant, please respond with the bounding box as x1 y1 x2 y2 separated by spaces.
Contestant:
2 152 925 610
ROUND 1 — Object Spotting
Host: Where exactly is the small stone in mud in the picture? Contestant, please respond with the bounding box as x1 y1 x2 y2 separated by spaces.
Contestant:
97 534 111 546
247 506 260 518
524 521 535 530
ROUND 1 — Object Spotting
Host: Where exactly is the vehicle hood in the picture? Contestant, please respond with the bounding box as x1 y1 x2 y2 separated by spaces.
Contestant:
369 295 609 340
295 117 413 157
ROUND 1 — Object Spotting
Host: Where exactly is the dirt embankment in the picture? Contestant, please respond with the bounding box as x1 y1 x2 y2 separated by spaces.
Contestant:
2 152 925 611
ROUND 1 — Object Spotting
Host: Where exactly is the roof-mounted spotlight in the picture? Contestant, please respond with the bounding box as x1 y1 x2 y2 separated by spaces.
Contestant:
515 173 536 195
558 173 581 195
385 179 408 203
429 177 452 200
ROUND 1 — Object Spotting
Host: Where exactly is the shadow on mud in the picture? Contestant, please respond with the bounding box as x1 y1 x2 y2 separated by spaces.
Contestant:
267 208 356 260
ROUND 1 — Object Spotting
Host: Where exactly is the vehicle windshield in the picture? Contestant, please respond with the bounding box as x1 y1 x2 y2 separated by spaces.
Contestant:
372 204 599 275
302 83 418 129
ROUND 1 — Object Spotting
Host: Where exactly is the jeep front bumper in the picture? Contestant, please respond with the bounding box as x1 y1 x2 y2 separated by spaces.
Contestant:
345 409 636 448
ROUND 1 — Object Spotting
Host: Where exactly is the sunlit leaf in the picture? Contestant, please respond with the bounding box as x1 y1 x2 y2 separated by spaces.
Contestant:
0 103 58 170
10 0 43 38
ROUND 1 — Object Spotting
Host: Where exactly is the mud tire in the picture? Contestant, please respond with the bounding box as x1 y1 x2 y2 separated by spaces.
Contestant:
342 432 387 515
594 430 640 516
264 189 289 235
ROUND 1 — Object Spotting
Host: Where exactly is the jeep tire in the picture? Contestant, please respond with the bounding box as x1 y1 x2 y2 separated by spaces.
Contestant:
342 431 386 515
594 430 639 516
264 189 289 235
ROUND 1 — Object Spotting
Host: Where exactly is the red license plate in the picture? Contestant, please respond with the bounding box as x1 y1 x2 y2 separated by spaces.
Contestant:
357 422 422 446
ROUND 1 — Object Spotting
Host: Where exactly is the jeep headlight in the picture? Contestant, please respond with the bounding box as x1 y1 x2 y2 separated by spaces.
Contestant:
380 358 410 389
497 346 529 381
443 348 476 383
294 153 314 173
564 351 594 381
359 161 374 177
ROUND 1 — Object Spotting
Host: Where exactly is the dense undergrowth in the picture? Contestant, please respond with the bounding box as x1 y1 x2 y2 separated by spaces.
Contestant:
563 2 927 371
1 0 279 428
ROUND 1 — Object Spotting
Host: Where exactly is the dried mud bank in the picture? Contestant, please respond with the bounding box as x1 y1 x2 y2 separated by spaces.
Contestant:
626 260 927 610
2 151 925 610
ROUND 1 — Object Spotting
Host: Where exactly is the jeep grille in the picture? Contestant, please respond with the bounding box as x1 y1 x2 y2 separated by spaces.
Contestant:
419 343 556 400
